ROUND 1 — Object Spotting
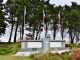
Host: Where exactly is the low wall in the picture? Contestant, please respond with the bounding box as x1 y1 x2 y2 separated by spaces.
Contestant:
20 38 65 51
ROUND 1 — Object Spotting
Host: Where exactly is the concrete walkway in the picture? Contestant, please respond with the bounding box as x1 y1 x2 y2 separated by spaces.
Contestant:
14 49 69 56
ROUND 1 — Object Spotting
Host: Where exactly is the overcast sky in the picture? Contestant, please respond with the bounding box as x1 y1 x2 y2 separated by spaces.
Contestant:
49 0 80 6
1 0 79 42
3 0 80 6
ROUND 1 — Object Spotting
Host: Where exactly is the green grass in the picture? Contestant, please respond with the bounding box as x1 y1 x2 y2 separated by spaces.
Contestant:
0 55 32 60
1 43 78 60
0 42 33 60
7 42 21 55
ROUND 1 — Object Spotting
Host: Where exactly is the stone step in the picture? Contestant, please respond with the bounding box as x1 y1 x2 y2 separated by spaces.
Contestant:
18 48 69 52
14 49 69 56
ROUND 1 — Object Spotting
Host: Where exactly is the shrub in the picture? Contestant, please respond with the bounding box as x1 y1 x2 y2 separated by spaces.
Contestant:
6 50 12 53
46 56 63 60
30 50 49 60
30 51 63 60
66 44 77 49
0 44 12 55
32 53 48 60
71 48 80 60
61 51 71 55
30 54 34 59
61 55 71 60
55 52 60 56
48 53 57 57
77 44 80 48
0 51 6 55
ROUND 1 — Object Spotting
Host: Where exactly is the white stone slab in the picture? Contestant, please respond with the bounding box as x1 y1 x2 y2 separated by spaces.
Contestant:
50 42 61 47
27 42 42 48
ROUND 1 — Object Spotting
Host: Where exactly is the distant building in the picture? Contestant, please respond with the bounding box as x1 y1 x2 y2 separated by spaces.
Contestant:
65 41 76 44
16 37 31 42
0 40 1 42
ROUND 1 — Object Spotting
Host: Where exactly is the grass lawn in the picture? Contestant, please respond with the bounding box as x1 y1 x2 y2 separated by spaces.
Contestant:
0 42 79 60
0 55 32 60
0 42 33 60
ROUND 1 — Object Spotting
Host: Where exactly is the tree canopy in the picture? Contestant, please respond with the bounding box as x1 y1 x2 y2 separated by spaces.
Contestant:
3 0 80 44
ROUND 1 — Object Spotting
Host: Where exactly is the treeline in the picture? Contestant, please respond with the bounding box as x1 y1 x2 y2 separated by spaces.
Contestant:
0 0 7 36
3 0 80 44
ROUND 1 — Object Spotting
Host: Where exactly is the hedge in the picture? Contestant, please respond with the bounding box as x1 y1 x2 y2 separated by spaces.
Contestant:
0 44 12 55
60 55 71 60
46 56 63 60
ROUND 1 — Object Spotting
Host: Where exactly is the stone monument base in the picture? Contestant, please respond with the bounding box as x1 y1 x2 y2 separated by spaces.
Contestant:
18 48 69 52
14 48 69 56
16 38 69 56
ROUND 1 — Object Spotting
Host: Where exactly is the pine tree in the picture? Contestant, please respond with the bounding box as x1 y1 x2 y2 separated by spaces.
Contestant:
0 0 7 36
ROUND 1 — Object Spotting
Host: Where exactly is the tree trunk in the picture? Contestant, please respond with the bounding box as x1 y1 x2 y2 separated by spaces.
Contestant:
61 19 64 40
71 30 75 44
20 29 22 40
53 15 56 40
22 14 24 40
35 31 38 40
35 23 39 40
69 28 74 44
45 23 48 38
33 21 35 40
35 31 40 40
8 15 14 42
75 28 79 45
14 17 19 42
69 33 70 42
53 24 56 40
53 18 56 40
61 26 64 40
62 33 63 40
71 31 73 44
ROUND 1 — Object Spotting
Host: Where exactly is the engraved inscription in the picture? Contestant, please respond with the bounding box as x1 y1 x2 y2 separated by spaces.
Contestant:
22 42 25 48
50 42 61 47
44 40 49 51
27 42 42 48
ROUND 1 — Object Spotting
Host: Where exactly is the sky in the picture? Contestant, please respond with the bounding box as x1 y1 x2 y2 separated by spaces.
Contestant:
0 0 80 42
3 0 80 6
49 0 80 6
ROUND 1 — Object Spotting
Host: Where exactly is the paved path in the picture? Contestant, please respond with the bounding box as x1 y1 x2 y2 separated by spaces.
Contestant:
14 49 69 56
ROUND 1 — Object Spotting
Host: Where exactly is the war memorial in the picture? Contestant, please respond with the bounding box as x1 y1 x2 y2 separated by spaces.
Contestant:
14 38 69 56
15 7 69 56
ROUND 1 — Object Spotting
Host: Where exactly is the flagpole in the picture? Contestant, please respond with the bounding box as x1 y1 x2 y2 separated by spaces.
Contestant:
43 9 45 38
59 11 61 40
22 6 26 39
43 9 44 26
24 6 26 26
59 11 60 26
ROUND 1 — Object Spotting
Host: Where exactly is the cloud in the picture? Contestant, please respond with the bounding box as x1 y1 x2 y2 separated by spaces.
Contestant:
49 0 80 6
